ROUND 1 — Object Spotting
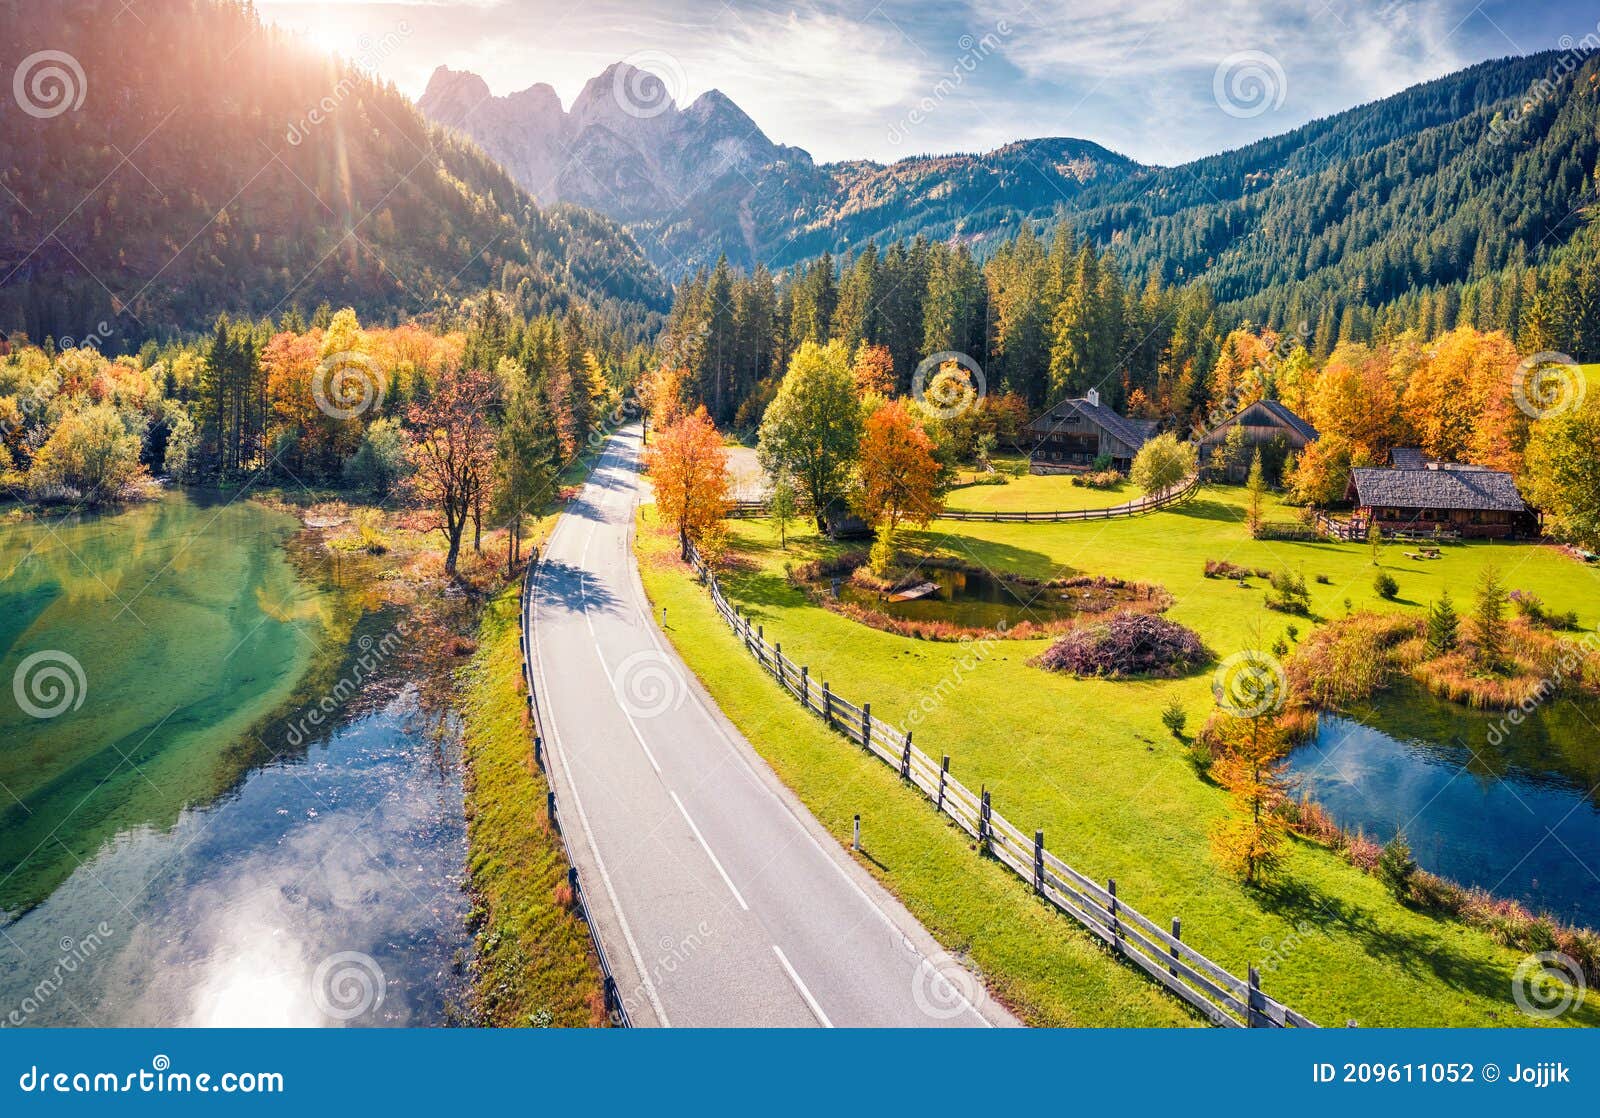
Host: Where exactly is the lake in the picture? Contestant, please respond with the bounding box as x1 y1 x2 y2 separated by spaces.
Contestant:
0 491 470 1026
1288 683 1600 929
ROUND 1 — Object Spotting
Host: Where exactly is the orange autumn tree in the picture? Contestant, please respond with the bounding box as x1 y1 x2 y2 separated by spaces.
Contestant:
854 398 944 573
850 342 896 399
1208 704 1292 885
646 406 731 557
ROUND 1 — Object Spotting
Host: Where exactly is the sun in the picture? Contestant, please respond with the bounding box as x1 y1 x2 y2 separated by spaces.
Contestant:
301 14 356 58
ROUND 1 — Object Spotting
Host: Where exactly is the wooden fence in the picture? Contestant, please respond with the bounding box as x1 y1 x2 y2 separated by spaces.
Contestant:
518 557 632 1027
723 474 1202 525
683 538 1317 1029
937 473 1202 522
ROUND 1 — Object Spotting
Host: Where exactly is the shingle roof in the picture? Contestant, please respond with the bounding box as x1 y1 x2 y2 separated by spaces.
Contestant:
1201 399 1317 443
1028 397 1155 449
1349 466 1528 513
1253 399 1318 441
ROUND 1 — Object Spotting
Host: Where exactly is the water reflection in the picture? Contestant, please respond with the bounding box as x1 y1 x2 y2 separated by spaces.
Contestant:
1288 684 1600 928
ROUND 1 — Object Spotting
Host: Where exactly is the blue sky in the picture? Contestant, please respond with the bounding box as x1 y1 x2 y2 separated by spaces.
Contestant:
257 0 1591 165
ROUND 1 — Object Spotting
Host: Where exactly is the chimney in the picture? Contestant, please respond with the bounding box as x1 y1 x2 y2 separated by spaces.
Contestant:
1086 388 1100 408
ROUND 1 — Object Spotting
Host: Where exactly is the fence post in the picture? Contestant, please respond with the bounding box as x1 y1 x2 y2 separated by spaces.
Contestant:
1169 918 1181 978
533 734 544 771
567 866 579 899
823 682 833 726
936 755 949 813
862 702 871 750
801 666 809 708
1247 966 1263 1028
1108 879 1120 946
774 643 782 686
901 731 912 779
547 791 558 827
1033 830 1044 895
979 788 992 855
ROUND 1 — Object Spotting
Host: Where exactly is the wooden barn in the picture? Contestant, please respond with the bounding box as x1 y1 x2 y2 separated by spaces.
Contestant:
1345 463 1539 540
1197 399 1317 482
1025 389 1155 472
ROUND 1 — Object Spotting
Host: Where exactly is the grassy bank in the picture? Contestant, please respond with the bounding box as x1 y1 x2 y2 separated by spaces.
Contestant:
635 485 1600 1027
457 581 607 1026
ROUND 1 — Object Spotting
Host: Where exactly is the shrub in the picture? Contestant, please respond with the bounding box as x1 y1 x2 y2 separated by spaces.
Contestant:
1373 569 1399 600
1033 613 1208 678
1315 573 1332 585
1203 558 1252 580
1264 569 1311 615
1072 469 1123 489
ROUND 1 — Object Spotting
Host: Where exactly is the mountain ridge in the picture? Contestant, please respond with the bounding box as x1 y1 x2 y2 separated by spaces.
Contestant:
418 63 1141 275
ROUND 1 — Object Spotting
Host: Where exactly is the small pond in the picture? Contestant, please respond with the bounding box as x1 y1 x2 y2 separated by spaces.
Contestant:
834 566 1088 631
1287 682 1600 928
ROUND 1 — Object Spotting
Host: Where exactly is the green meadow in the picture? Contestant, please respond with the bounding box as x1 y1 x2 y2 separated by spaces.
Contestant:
636 480 1600 1027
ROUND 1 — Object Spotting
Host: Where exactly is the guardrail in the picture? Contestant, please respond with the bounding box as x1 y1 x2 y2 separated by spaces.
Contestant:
937 473 1202 522
518 556 633 1027
682 538 1318 1029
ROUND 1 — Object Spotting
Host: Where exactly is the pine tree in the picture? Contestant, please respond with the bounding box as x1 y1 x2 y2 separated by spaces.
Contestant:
1472 564 1510 672
1426 589 1460 656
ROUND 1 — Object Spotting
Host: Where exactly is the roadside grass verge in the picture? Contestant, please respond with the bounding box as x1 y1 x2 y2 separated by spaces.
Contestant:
638 485 1600 1027
457 580 607 1026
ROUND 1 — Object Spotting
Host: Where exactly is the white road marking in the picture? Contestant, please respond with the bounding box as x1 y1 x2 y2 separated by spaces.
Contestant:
772 945 834 1028
670 790 749 911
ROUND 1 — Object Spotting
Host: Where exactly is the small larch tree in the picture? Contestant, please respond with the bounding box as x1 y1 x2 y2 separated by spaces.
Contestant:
1244 447 1267 536
646 407 731 557
1209 710 1292 885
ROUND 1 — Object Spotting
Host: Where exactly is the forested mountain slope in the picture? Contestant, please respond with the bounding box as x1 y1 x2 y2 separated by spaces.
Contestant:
0 0 668 351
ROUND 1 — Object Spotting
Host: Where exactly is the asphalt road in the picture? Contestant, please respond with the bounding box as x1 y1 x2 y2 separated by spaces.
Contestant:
527 425 1014 1028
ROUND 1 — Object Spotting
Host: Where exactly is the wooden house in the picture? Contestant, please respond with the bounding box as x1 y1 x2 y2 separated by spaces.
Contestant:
1345 463 1538 540
1025 389 1155 472
1197 399 1316 482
